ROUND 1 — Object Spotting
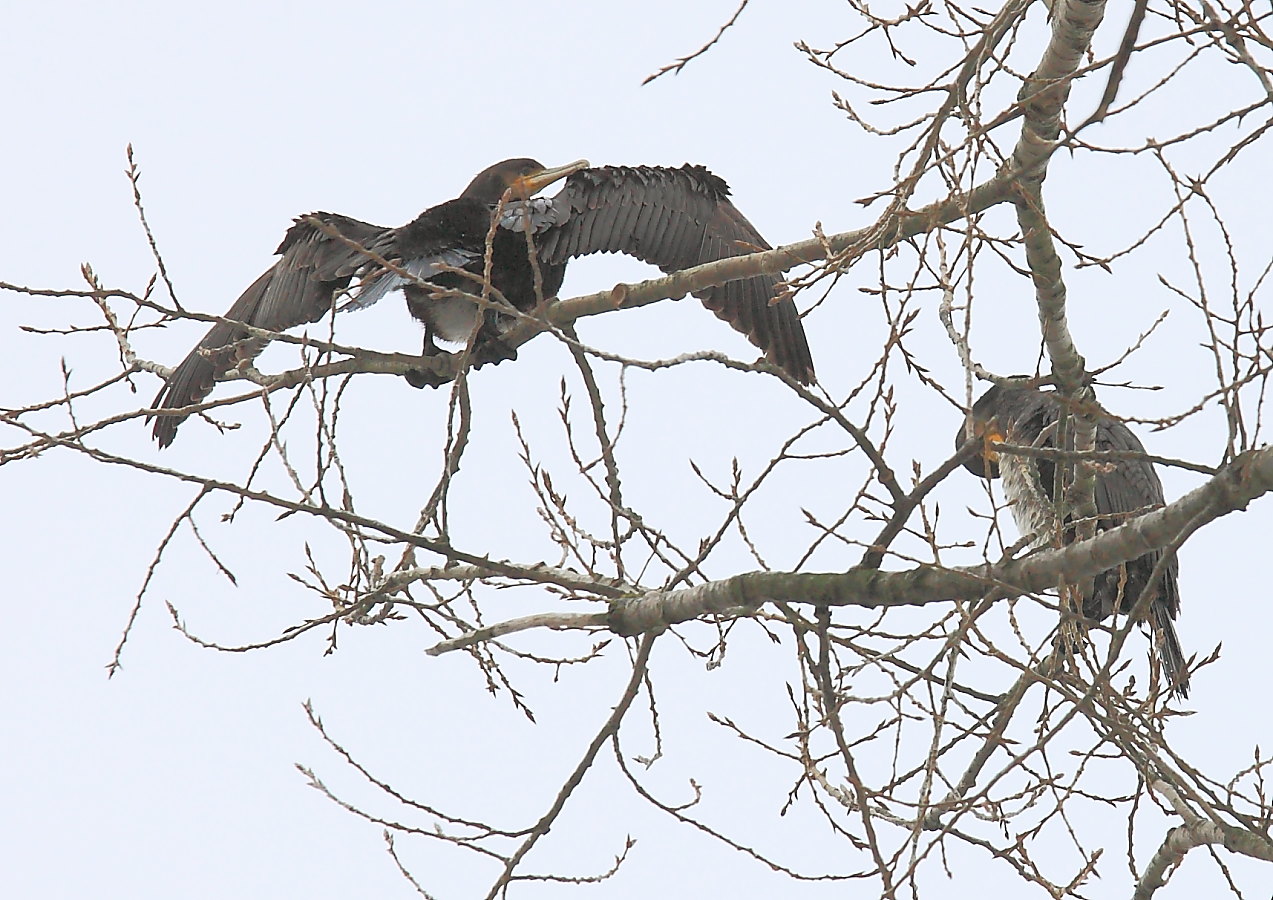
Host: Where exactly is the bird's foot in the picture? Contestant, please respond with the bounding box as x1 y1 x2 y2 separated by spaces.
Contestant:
404 365 450 389
404 335 451 388
471 337 518 369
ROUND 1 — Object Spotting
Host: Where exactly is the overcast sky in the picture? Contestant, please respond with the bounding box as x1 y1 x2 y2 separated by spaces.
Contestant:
4 1 1271 897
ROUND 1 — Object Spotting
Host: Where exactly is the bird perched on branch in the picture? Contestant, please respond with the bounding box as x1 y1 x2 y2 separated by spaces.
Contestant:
148 158 815 447
955 381 1189 698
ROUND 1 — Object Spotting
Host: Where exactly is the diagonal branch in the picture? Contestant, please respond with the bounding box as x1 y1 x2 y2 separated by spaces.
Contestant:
607 444 1273 635
1011 0 1110 392
482 633 657 899
1134 780 1273 899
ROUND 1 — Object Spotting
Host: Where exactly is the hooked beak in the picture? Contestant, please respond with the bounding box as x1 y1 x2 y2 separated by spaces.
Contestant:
959 417 1004 479
976 422 1005 478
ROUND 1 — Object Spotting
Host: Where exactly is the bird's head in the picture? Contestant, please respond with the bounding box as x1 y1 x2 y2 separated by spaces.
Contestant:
460 158 590 204
956 384 1011 479
956 379 1059 478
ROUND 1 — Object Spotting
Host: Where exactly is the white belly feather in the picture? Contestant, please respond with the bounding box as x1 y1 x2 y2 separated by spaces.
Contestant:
1000 455 1058 550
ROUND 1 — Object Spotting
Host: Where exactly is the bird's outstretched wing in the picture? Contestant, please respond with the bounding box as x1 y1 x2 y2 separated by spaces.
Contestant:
535 165 815 384
149 212 390 447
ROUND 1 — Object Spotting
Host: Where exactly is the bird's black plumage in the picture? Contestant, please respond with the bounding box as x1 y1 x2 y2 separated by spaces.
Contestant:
533 165 813 384
148 158 815 447
955 383 1189 698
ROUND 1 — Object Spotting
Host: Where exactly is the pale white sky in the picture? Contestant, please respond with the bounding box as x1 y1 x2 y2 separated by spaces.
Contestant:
3 1 1270 897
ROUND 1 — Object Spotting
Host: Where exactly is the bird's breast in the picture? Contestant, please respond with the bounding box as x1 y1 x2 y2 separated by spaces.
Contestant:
419 296 484 343
1000 456 1057 549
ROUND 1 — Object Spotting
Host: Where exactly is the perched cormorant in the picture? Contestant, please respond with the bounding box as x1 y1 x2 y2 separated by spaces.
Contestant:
955 382 1189 698
149 158 815 447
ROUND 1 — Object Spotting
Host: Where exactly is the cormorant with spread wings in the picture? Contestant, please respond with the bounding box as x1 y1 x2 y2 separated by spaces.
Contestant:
149 158 815 447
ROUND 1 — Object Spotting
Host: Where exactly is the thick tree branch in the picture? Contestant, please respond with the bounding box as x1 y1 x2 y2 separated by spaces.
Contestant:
607 444 1273 635
1134 780 1273 899
1011 0 1109 392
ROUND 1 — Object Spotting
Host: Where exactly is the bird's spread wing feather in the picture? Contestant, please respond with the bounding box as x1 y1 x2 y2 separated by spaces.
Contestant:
535 165 815 383
149 212 387 447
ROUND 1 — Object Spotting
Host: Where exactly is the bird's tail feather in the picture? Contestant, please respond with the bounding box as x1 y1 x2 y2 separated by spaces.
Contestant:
1152 604 1191 700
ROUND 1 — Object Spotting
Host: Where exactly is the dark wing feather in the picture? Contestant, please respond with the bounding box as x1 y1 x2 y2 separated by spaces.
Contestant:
535 165 815 383
1090 415 1186 694
1092 420 1167 526
149 212 388 447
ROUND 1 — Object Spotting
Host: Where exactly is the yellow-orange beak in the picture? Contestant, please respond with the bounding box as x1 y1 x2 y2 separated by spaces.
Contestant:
981 426 1005 465
511 158 590 199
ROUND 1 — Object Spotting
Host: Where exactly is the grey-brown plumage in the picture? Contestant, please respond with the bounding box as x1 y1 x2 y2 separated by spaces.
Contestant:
955 383 1189 698
148 213 390 448
149 159 814 447
534 165 814 385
